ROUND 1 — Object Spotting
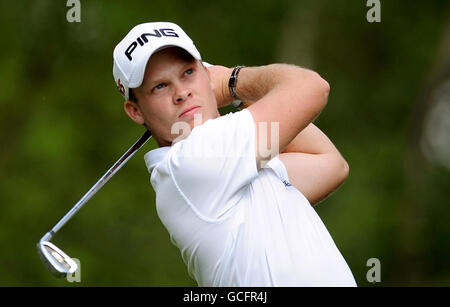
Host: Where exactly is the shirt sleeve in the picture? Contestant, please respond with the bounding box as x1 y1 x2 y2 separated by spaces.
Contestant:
166 109 258 220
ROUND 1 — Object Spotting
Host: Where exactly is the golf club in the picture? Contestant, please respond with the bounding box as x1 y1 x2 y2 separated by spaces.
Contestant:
37 129 152 277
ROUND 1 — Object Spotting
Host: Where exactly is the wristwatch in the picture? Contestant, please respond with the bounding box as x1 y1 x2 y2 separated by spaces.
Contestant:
229 65 245 109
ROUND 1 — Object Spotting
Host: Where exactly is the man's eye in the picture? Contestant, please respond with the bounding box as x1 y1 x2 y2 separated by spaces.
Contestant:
154 84 165 91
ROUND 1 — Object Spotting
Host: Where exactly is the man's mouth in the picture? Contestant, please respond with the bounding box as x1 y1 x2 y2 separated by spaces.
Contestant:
178 106 201 118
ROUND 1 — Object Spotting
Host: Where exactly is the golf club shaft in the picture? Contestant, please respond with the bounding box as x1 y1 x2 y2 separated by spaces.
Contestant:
40 130 152 243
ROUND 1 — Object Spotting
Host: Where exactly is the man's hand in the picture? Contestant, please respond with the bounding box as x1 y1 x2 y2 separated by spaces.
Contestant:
205 65 233 109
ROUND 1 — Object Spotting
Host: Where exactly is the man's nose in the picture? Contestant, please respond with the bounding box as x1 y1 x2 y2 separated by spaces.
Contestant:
174 84 192 104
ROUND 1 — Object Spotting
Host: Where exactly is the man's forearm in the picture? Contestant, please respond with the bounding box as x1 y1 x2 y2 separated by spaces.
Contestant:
231 64 320 108
282 123 342 156
278 124 349 206
210 64 324 109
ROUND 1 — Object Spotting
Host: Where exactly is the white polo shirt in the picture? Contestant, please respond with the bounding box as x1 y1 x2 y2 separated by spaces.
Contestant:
144 109 357 287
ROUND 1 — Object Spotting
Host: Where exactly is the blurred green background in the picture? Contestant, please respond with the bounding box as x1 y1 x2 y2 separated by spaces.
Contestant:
1 0 449 286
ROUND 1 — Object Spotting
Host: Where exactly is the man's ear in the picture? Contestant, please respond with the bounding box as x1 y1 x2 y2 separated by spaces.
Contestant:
203 64 214 89
205 66 216 91
124 100 145 125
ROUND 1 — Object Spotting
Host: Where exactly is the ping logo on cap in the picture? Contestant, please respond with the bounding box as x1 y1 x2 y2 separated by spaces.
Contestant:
125 28 179 61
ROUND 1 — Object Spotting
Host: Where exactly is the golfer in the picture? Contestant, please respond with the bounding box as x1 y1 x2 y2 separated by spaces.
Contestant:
113 22 357 286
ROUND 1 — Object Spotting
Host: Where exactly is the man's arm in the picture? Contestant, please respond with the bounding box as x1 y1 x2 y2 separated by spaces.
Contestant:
207 64 330 170
279 123 349 206
207 64 345 205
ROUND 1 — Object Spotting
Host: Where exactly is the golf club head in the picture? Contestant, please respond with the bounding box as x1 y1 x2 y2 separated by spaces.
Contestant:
37 241 78 278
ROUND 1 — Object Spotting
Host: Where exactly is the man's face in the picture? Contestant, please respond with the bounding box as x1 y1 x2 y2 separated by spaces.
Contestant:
124 47 219 146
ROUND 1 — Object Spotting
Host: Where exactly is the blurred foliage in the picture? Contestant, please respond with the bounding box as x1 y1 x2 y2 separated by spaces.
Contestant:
0 0 449 286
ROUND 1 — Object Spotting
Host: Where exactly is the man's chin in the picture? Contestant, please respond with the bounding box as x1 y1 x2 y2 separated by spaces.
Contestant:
170 111 219 143
183 112 209 127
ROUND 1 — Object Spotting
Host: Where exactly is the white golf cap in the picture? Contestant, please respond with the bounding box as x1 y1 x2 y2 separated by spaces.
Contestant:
113 22 202 100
